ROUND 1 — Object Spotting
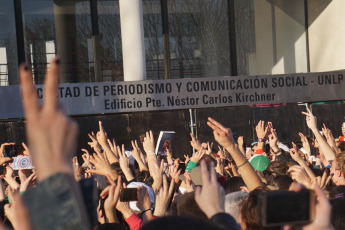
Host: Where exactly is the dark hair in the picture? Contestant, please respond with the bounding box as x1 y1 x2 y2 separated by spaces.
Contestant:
134 170 152 185
240 189 280 230
110 163 126 182
270 175 293 190
176 192 207 219
223 176 245 194
310 168 323 177
330 198 345 230
329 185 345 199
141 216 224 230
266 161 288 176
338 142 345 152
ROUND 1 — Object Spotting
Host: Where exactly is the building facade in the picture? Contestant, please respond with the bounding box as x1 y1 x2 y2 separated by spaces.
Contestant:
0 0 345 153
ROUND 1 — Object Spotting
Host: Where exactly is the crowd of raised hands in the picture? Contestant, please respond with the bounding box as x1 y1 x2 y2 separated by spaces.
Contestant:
0 58 344 230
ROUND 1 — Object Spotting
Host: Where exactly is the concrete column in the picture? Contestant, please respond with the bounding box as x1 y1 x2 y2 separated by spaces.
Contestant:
53 0 77 83
250 0 307 75
119 0 146 81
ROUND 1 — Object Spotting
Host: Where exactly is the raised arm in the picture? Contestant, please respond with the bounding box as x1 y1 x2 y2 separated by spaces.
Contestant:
97 121 119 163
302 107 335 162
19 58 90 229
207 117 263 191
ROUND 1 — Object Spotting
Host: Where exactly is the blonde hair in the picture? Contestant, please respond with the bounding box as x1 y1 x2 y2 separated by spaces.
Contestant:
335 152 345 177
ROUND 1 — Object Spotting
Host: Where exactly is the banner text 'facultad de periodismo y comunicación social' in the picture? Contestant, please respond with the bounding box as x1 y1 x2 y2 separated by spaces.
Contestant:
0 70 344 119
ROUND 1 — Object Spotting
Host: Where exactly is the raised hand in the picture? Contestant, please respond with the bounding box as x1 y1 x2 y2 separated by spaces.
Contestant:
143 131 155 155
190 147 206 164
107 138 119 158
87 152 118 181
22 143 31 156
289 143 302 163
88 132 102 153
315 169 332 190
72 157 82 182
190 133 202 151
4 166 19 190
255 120 269 139
299 133 311 153
118 144 135 182
0 142 14 165
131 140 148 171
301 183 333 230
302 106 318 131
215 158 225 176
96 121 108 147
184 154 190 164
302 106 335 162
5 189 33 230
150 160 165 193
207 117 235 149
153 175 175 217
115 183 134 219
81 149 91 168
207 117 263 191
19 173 37 192
103 176 121 223
217 146 226 159
194 160 225 218
288 165 312 189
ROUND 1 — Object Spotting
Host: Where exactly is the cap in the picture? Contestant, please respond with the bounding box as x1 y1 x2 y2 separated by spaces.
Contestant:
249 155 270 172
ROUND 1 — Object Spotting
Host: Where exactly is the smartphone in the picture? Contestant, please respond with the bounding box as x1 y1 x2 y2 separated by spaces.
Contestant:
258 190 315 227
120 188 138 202
12 156 34 170
4 145 24 158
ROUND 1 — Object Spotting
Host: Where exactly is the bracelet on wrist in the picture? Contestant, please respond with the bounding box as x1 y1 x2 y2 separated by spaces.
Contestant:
141 208 152 214
236 159 248 169
147 150 155 155
258 138 265 143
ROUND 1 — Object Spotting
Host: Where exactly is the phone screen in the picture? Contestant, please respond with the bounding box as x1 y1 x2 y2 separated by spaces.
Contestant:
259 190 315 227
4 145 24 158
120 188 138 202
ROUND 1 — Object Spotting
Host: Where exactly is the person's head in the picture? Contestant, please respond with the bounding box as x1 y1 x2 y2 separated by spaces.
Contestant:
176 192 207 219
224 191 248 222
223 177 245 194
330 198 345 230
134 170 153 186
266 161 288 176
330 152 345 186
239 189 280 230
269 175 293 190
337 141 345 151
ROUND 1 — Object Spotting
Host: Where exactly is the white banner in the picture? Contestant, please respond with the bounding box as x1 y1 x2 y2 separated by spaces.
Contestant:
1 70 344 119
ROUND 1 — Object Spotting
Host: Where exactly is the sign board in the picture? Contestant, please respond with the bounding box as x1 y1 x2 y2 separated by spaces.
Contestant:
1 70 344 119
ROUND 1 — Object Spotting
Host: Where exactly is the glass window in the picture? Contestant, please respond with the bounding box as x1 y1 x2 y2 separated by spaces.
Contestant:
168 0 231 78
96 0 123 82
143 0 163 80
0 0 18 85
22 0 92 84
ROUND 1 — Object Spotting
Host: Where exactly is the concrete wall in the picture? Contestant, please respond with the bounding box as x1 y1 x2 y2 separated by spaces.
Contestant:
308 0 345 72
250 0 308 75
